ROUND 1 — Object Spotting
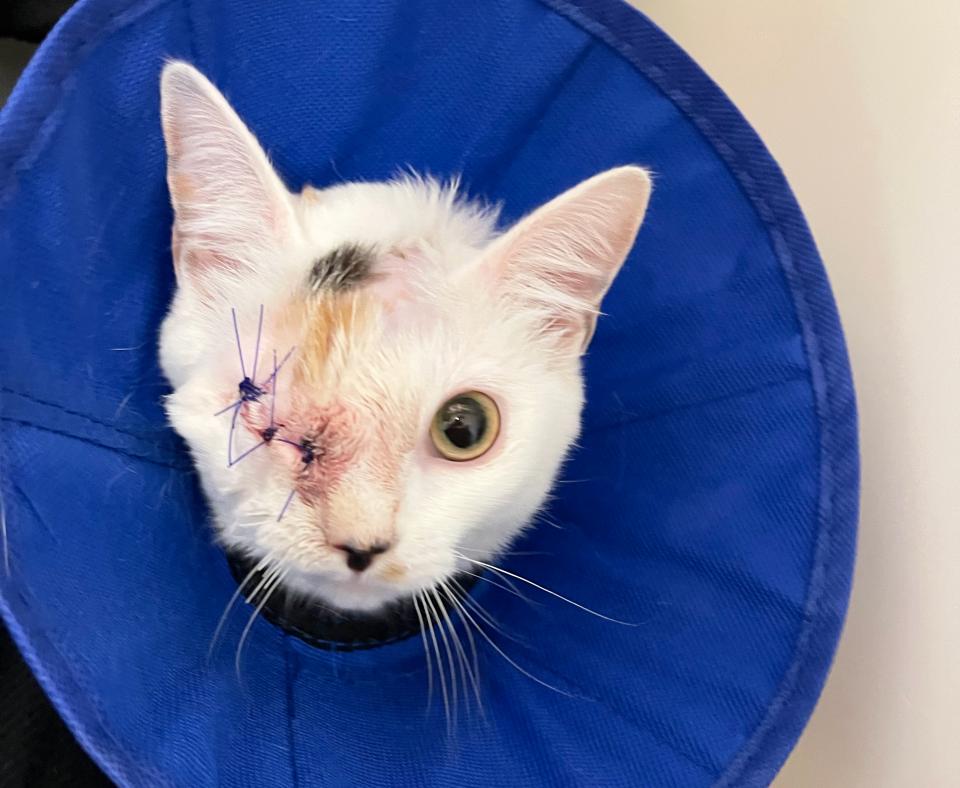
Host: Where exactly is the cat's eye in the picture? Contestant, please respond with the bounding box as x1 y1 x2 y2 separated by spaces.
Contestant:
430 392 500 461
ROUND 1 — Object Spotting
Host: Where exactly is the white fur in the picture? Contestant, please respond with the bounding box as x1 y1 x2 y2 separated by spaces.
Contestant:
159 62 651 613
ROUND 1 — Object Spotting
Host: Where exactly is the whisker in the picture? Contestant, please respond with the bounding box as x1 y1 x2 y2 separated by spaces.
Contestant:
477 570 538 609
250 304 264 381
458 546 552 559
452 593 575 698
231 307 247 379
235 566 287 680
421 590 451 733
208 552 274 659
450 576 525 645
533 512 564 530
412 594 434 714
459 568 539 608
434 586 472 723
455 554 638 626
425 589 459 733
440 581 483 715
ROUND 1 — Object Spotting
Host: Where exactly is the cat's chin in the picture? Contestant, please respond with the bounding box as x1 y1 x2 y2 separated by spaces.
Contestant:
280 565 417 614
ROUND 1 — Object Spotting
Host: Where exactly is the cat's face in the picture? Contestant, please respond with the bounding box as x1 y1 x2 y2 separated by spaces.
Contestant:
158 62 650 613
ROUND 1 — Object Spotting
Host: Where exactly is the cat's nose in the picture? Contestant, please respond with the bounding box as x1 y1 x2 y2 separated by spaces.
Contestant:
334 542 391 573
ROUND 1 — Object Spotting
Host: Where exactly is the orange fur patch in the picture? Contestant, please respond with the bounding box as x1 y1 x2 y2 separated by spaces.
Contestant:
291 292 375 391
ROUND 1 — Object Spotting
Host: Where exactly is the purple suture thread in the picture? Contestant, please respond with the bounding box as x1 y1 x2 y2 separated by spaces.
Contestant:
218 309 302 468
231 307 247 379
238 306 265 403
214 399 242 418
269 350 277 427
227 399 242 467
215 344 297 417
230 305 266 405
277 489 297 522
237 378 263 402
261 346 296 387
251 304 264 382
213 345 297 417
229 440 266 466
275 437 317 466
261 350 279 442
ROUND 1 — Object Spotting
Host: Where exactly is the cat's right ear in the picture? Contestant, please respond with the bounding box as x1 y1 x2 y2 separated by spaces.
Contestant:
160 62 297 290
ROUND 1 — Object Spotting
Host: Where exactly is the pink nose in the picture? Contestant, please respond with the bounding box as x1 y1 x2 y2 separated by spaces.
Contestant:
333 542 390 573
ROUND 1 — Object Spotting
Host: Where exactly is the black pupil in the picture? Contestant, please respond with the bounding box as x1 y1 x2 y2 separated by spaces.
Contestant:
440 397 486 449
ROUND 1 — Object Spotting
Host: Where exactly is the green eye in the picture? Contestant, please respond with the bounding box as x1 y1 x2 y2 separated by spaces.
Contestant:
430 392 500 461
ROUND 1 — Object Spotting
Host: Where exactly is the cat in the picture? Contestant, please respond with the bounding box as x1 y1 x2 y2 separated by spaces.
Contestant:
158 61 651 616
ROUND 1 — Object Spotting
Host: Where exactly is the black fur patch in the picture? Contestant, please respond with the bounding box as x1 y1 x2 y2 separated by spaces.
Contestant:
308 243 375 292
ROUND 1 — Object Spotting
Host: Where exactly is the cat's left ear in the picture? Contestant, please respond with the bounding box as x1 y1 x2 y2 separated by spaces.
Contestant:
160 61 297 289
483 166 651 354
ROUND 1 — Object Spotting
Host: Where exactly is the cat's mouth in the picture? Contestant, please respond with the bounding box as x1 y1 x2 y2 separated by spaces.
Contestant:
225 549 478 651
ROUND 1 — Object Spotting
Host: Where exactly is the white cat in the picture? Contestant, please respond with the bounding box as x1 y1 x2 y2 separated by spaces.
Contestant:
158 61 651 615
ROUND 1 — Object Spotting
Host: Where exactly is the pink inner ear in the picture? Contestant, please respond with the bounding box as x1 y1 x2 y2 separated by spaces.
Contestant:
162 64 296 287
489 167 651 313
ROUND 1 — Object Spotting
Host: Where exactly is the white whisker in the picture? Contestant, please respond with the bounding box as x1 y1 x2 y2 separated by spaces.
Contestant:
412 594 434 714
421 590 451 732
452 592 576 698
424 588 458 733
459 568 539 609
480 570 538 608
450 576 525 645
532 511 564 530
208 552 274 659
455 554 637 626
435 585 475 720
235 566 287 680
458 546 551 559
440 581 484 716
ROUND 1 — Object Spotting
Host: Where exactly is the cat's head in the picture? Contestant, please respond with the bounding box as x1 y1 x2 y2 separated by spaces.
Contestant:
158 62 651 613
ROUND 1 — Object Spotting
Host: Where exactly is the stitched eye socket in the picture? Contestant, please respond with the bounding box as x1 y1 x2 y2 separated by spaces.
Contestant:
430 392 500 461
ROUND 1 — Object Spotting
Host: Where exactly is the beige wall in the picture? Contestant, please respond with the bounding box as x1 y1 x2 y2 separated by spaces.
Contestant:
627 2 960 786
